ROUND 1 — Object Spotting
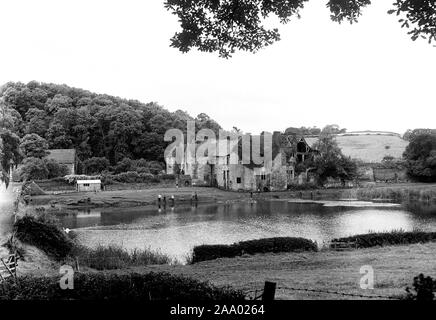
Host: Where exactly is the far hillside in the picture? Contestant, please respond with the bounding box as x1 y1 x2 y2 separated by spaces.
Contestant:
335 132 409 163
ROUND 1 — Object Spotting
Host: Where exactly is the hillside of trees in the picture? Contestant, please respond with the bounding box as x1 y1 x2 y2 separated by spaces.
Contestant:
0 81 221 180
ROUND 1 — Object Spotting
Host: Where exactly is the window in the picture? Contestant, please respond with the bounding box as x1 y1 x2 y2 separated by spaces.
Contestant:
83 183 90 187
261 174 266 180
236 177 241 184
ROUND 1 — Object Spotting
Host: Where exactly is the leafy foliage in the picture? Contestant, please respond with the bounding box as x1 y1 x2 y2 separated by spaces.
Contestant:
0 81 221 167
19 133 49 158
388 0 436 43
14 215 74 260
17 157 68 181
311 130 358 185
403 133 436 181
406 274 435 300
165 0 435 57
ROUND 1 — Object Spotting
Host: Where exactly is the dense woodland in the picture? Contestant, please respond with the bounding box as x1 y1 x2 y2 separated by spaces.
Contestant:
0 81 221 179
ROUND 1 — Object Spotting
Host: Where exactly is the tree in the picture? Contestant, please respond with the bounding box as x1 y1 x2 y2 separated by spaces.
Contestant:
25 108 48 137
165 0 436 58
83 157 110 174
403 128 436 141
1 81 222 166
403 133 436 181
18 157 49 181
45 159 69 179
0 130 22 188
114 157 136 174
312 131 358 185
195 113 222 135
20 133 49 158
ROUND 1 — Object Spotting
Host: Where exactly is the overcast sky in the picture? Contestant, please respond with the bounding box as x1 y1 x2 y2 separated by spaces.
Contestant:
0 0 434 135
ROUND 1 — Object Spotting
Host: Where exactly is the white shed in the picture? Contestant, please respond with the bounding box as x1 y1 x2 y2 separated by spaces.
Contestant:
76 180 101 192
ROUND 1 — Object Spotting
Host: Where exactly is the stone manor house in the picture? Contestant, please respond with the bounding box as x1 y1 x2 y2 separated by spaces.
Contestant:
166 130 410 191
166 132 319 191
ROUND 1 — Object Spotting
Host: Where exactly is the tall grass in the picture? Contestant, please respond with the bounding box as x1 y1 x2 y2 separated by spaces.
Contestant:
356 187 436 202
71 244 174 270
331 230 436 249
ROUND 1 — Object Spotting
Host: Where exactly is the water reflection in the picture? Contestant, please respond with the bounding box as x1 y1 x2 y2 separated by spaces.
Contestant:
58 200 436 262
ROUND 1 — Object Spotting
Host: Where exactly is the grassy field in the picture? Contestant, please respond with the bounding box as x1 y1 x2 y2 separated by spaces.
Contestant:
124 242 436 300
334 134 409 163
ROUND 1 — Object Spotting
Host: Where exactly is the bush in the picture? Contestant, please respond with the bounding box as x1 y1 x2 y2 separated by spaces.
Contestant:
18 157 49 181
45 159 69 179
192 245 242 263
14 215 74 260
83 157 110 174
192 237 318 263
406 274 435 300
330 230 436 249
71 244 173 270
0 272 245 300
114 157 136 174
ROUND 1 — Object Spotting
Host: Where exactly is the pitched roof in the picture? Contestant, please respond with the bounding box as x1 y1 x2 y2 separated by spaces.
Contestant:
46 149 76 164
77 180 101 184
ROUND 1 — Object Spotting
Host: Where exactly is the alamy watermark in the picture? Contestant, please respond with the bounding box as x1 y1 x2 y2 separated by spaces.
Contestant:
164 120 273 172
360 265 374 290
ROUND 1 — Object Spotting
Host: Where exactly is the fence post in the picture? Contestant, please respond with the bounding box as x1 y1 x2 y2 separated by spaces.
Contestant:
262 281 276 302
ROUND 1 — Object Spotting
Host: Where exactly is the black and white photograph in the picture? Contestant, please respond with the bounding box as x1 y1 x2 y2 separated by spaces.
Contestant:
0 0 435 316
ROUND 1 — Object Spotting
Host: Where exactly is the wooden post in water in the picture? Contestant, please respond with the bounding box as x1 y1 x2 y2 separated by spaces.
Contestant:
262 281 276 302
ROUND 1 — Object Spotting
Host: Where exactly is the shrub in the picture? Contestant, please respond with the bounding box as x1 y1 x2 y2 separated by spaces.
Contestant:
330 230 436 249
192 245 242 263
0 272 245 300
406 274 435 300
136 167 151 174
114 157 136 174
14 215 74 260
18 157 49 181
192 237 318 263
45 159 69 179
113 171 140 183
83 157 110 174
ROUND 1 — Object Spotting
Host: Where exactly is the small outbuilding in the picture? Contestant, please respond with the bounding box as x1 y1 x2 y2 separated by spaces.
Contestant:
76 180 101 193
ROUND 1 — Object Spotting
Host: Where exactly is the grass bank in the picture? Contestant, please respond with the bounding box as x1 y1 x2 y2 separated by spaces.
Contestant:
130 242 436 300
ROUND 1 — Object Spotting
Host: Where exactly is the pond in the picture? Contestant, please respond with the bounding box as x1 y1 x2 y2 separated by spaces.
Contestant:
59 199 436 263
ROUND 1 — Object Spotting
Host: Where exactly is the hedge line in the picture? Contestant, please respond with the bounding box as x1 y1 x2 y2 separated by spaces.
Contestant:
0 272 245 300
330 230 436 249
192 237 318 263
103 172 176 184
